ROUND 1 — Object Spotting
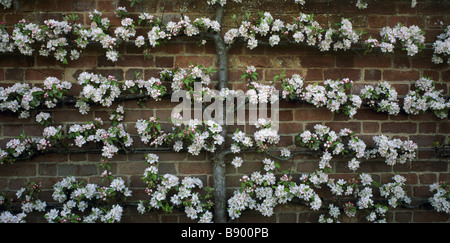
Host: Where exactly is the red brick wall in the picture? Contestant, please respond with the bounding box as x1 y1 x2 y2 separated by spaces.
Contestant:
0 0 449 223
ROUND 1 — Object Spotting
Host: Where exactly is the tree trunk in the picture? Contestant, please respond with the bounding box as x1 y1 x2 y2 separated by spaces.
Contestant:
211 4 229 223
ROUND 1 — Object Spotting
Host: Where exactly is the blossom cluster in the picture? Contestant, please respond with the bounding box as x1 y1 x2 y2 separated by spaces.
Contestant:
366 23 425 56
432 26 450 65
298 124 417 170
137 153 214 223
0 0 11 9
246 81 279 105
228 153 413 223
4 182 46 223
143 14 220 51
227 160 322 220
0 122 63 164
114 10 136 42
0 181 46 223
45 176 132 223
75 72 121 114
278 72 448 119
0 106 133 166
302 78 362 118
248 70 363 118
366 135 417 166
0 77 72 119
76 72 166 115
136 115 224 156
230 129 254 155
123 74 167 103
281 73 304 100
1 176 132 223
379 175 411 208
403 76 450 119
68 107 133 163
320 173 410 223
298 124 366 171
360 81 400 115
135 116 166 147
160 65 215 103
0 7 140 63
252 118 280 152
0 24 14 52
0 3 443 67
243 66 279 105
178 119 225 155
2 10 117 63
229 118 281 169
224 12 362 52
428 181 450 214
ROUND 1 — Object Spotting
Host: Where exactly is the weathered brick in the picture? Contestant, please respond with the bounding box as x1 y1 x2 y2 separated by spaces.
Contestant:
300 56 335 68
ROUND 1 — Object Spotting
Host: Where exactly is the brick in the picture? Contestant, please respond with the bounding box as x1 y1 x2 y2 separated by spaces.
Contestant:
414 211 449 223
388 16 425 27
304 69 323 80
419 173 437 184
354 55 391 68
5 68 24 81
294 108 333 121
0 55 33 67
364 69 381 81
31 154 68 163
353 109 388 120
395 212 413 223
178 162 212 174
117 162 147 175
238 56 270 68
98 0 117 12
363 122 379 133
278 213 297 223
38 164 57 176
419 122 437 133
325 122 361 133
65 56 97 68
368 16 387 28
175 56 214 68
439 122 450 133
393 56 411 69
427 16 448 29
152 43 184 55
300 56 335 68
116 55 154 67
154 56 174 68
2 124 24 136
409 135 445 147
381 122 417 133
25 69 64 81
383 70 420 81
58 164 98 177
0 163 36 176
278 110 293 121
323 69 361 81
278 122 303 134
